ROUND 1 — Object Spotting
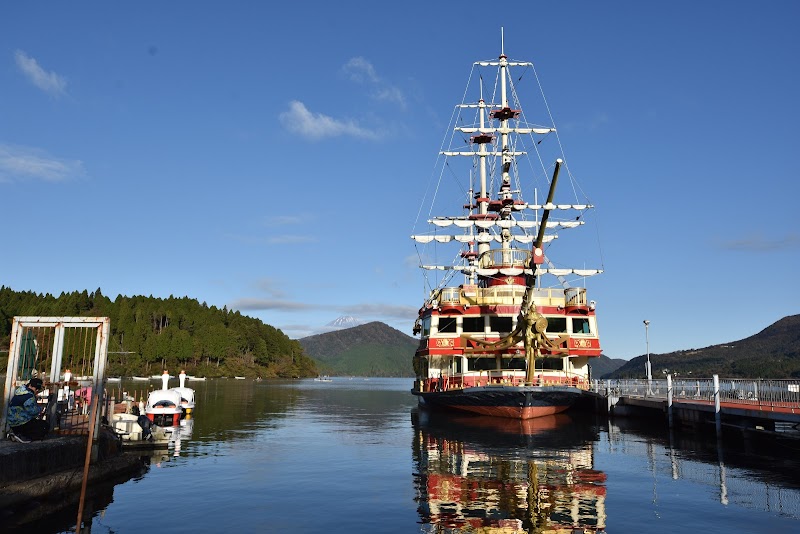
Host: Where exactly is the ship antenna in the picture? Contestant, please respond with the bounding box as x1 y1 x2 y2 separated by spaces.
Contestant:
500 27 505 56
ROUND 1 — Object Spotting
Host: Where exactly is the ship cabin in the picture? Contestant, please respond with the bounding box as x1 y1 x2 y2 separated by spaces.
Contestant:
414 248 601 393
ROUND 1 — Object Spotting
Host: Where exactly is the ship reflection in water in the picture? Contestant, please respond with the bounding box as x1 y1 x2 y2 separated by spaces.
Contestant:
412 410 606 533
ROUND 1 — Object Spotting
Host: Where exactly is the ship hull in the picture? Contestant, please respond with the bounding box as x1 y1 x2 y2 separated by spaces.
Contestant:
411 385 583 420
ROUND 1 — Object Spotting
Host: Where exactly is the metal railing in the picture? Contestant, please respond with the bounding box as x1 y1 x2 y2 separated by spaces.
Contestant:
591 377 800 408
437 285 569 307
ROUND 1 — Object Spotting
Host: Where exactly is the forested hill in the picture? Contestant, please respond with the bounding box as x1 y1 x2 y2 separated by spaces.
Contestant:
299 321 417 377
604 314 800 379
0 286 318 378
588 354 627 379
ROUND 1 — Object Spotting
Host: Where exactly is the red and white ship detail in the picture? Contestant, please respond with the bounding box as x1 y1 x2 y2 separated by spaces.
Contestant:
411 35 603 419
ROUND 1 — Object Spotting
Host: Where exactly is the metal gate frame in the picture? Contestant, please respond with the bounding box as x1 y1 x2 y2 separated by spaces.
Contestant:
1 316 111 437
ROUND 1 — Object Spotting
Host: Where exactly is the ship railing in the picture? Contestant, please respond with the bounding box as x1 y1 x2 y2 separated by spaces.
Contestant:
591 377 800 407
476 285 527 304
565 287 587 307
528 371 591 390
420 370 590 392
439 286 568 307
479 248 531 269
439 287 461 305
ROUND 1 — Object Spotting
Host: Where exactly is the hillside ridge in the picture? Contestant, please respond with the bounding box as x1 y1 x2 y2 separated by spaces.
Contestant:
605 314 800 379
299 321 416 377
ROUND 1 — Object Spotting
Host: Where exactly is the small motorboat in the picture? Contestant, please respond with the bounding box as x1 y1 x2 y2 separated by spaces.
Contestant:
112 413 169 444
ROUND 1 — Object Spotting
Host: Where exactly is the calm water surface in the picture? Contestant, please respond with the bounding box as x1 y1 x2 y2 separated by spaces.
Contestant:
27 378 800 532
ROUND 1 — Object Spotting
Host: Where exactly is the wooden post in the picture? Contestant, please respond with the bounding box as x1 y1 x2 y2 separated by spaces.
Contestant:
75 393 99 534
713 374 721 435
667 374 673 429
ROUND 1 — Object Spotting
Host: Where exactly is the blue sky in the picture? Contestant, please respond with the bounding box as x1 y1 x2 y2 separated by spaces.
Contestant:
1 1 798 361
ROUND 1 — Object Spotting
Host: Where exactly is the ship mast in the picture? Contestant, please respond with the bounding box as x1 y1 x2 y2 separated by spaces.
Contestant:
498 52 513 262
477 87 490 260
522 160 562 384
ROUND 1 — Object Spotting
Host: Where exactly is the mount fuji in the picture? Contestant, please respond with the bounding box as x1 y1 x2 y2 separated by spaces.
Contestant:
326 316 365 328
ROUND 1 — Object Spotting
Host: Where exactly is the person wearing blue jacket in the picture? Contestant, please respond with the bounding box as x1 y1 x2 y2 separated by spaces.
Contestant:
6 377 48 442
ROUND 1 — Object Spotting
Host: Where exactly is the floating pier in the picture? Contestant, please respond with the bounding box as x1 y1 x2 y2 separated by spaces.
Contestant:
584 375 800 437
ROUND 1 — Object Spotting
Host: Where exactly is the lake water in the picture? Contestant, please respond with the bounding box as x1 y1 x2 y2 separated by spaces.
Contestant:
24 378 800 532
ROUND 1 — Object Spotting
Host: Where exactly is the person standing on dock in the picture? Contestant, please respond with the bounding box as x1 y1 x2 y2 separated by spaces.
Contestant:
6 377 49 442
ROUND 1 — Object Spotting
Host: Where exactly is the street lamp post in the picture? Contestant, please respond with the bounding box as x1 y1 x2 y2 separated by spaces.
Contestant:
644 320 652 390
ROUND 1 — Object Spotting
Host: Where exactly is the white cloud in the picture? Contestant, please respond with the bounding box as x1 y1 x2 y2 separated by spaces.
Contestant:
229 295 417 339
253 278 287 299
264 214 305 226
279 100 381 141
223 232 317 245
230 298 314 312
0 144 84 183
265 235 317 244
343 57 380 84
339 303 417 321
343 57 405 107
719 233 800 252
14 50 67 96
230 297 416 322
374 86 406 106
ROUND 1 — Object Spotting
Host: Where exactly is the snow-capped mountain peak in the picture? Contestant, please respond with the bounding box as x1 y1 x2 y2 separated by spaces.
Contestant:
326 315 365 328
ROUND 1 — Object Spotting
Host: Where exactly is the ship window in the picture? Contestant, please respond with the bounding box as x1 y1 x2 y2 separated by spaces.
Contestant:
421 316 431 337
413 356 428 376
546 317 567 333
438 317 457 333
572 318 591 334
502 358 526 370
470 357 496 371
462 317 484 333
489 316 513 334
536 358 564 371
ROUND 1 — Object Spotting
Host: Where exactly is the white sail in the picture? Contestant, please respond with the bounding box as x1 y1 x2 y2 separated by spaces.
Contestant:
523 204 592 211
420 265 603 277
573 269 603 276
442 150 526 157
427 218 583 230
412 234 555 244
456 126 554 135
474 61 533 67
539 268 603 277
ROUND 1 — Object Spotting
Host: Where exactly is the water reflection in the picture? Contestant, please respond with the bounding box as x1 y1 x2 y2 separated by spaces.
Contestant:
607 417 800 521
412 410 607 533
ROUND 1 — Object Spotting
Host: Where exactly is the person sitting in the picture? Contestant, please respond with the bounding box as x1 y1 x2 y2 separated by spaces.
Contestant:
6 377 48 442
